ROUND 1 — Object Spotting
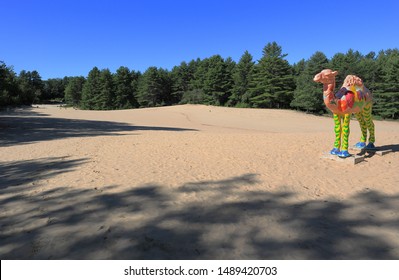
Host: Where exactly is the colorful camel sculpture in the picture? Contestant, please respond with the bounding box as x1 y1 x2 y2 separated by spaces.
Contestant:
313 69 375 158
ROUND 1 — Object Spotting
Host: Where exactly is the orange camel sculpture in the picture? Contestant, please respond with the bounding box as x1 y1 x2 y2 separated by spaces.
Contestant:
313 69 375 158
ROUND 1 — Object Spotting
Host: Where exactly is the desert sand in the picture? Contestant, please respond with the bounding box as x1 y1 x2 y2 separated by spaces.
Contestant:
1 104 398 259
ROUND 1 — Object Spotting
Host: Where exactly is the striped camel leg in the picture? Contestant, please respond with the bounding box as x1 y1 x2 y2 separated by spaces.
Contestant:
363 103 375 148
354 112 368 148
338 114 351 158
331 114 341 155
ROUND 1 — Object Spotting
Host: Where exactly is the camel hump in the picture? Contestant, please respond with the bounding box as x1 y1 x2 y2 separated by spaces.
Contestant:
343 75 363 87
341 75 372 101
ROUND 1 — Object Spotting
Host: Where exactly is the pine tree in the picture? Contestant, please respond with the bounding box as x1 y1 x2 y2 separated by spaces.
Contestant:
157 68 174 105
137 67 172 107
43 78 66 102
170 61 196 102
0 61 19 107
98 68 115 109
81 67 101 109
190 57 208 103
200 55 233 105
329 49 363 86
229 50 255 107
357 51 378 91
187 58 201 89
130 70 141 106
223 57 236 105
113 66 138 109
64 76 85 106
179 59 204 104
373 49 399 119
291 51 329 112
249 42 294 108
30 71 44 103
292 59 306 77
17 70 43 105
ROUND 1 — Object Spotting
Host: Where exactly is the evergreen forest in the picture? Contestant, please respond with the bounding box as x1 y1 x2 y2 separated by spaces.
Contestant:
1 42 399 119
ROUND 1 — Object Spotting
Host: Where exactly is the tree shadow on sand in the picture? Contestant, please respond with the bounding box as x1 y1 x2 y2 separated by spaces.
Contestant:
0 110 197 146
1 171 399 260
356 144 399 159
0 157 89 194
0 106 50 117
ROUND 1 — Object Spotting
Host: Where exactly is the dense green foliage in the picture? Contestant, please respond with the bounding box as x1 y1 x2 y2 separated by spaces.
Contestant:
137 67 173 107
1 43 399 119
228 50 255 107
64 76 85 106
0 62 20 107
291 52 329 113
248 42 294 108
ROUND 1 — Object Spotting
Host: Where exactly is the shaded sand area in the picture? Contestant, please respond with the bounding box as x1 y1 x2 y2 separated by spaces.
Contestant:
1 104 399 259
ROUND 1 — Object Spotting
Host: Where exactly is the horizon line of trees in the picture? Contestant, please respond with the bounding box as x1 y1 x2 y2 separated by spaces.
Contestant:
1 42 399 119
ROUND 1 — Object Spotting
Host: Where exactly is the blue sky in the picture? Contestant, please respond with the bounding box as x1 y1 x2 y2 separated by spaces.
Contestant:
1 0 398 79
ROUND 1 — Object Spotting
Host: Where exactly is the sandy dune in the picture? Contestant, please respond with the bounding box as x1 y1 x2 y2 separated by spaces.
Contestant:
1 104 399 259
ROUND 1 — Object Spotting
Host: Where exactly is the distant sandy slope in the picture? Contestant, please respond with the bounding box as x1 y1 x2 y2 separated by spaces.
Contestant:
1 104 399 259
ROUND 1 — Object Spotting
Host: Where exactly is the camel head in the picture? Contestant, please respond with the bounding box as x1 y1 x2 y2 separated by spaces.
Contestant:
313 69 338 84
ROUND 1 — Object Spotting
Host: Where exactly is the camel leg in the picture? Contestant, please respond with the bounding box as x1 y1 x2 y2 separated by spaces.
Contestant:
364 103 375 148
331 113 341 155
338 114 351 158
354 112 368 149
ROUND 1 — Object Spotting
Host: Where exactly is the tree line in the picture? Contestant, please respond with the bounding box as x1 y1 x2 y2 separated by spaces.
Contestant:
1 42 398 119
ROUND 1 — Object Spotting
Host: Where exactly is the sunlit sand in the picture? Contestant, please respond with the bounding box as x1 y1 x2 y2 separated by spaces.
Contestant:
1 104 398 259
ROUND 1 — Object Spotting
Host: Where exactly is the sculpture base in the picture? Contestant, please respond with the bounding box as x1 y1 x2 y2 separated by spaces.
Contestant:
320 152 365 165
350 146 392 156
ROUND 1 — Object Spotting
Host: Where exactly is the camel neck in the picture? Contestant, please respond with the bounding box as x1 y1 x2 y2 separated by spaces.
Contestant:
323 81 335 97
